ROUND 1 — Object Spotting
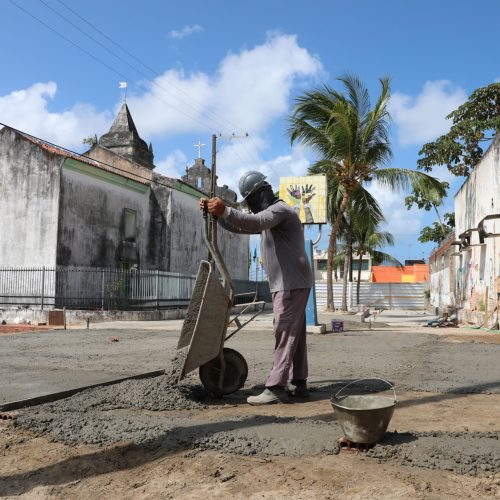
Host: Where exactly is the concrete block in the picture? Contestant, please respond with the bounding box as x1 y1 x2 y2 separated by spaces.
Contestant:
306 323 326 334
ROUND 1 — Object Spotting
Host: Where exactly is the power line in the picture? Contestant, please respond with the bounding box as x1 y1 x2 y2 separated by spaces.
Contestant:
54 0 159 77
9 0 265 169
8 0 215 136
49 0 262 165
53 0 233 132
37 0 240 137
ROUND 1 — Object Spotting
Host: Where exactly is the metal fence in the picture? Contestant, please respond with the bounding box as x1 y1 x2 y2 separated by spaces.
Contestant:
0 267 270 311
316 282 426 310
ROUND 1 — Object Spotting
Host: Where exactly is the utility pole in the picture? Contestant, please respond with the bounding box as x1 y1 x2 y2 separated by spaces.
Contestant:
208 132 248 262
209 134 218 255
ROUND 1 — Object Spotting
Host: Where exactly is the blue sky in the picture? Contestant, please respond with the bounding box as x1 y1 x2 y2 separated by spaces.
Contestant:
2 0 499 264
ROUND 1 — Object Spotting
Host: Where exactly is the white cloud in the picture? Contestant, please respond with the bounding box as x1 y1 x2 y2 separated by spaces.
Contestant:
169 24 203 40
0 82 111 149
127 33 322 137
155 149 188 178
214 139 312 194
0 34 321 186
367 181 422 237
390 80 467 146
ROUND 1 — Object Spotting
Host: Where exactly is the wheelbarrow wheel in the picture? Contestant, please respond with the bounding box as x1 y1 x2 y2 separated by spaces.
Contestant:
199 347 248 396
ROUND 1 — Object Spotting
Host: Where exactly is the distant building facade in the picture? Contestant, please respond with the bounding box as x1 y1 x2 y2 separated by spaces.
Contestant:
313 251 371 282
428 235 457 313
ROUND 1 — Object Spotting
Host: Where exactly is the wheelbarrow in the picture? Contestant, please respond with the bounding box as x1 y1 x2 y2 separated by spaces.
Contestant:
175 205 266 396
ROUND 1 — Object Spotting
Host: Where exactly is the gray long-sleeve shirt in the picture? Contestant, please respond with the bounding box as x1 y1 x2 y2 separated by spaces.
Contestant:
219 201 313 293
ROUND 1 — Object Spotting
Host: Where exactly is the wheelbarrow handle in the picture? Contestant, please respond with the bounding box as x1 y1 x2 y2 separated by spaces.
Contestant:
201 206 234 298
334 377 397 404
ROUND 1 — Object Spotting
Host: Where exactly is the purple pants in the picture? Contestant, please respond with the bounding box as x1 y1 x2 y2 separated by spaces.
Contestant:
265 288 311 388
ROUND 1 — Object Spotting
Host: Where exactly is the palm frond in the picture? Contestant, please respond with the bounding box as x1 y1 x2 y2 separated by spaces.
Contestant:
371 250 403 268
373 168 447 198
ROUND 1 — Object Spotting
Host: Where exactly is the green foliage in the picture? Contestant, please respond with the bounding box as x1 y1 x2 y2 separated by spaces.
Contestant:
417 82 500 177
404 181 449 211
289 74 393 188
82 134 97 146
418 212 455 244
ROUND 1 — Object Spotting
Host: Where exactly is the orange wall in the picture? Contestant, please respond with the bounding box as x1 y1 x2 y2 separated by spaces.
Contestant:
371 264 429 283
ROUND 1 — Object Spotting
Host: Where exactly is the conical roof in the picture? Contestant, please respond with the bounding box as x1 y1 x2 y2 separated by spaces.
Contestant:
108 103 140 135
98 104 154 169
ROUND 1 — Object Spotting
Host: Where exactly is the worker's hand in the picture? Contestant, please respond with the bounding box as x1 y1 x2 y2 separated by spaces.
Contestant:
199 198 209 212
207 197 226 217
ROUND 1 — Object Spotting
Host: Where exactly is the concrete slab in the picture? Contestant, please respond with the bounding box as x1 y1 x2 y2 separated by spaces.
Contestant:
0 314 273 406
0 327 180 405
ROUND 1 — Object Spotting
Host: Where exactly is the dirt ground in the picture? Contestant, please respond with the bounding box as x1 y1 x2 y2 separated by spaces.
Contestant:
0 312 499 499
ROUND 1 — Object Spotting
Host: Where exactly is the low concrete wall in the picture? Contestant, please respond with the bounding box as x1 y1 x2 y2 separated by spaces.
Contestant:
0 307 186 326
0 302 273 327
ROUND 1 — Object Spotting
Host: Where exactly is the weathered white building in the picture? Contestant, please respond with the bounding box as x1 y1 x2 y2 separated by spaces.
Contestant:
453 135 500 326
428 235 457 314
0 104 249 279
429 135 500 327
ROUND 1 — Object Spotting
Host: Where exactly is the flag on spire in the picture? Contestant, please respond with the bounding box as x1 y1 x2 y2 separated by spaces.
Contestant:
118 82 127 89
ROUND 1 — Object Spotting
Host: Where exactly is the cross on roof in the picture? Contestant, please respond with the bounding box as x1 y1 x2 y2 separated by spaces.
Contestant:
193 139 206 158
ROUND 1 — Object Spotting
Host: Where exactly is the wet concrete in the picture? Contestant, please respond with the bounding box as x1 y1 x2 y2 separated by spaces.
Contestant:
2 318 499 404
4 313 500 476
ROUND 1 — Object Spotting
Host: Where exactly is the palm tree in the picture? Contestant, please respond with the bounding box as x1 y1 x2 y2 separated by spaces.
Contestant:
321 177 384 309
288 74 446 311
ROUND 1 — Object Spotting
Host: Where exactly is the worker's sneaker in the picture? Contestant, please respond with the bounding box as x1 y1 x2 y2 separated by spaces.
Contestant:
247 387 288 405
288 379 309 399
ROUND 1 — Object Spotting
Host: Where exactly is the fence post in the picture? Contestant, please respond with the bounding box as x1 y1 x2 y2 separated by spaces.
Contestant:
101 269 105 310
41 267 45 310
389 282 393 309
156 270 160 310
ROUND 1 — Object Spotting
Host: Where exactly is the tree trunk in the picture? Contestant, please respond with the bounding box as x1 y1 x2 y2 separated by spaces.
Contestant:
342 226 352 311
356 252 363 305
349 225 354 283
433 203 448 239
326 230 336 311
326 186 352 311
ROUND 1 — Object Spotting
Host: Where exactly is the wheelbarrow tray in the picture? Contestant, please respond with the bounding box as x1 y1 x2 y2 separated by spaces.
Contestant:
176 260 230 380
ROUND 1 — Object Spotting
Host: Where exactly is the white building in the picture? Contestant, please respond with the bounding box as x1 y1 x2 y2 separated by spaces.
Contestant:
313 250 371 282
429 135 500 326
428 235 457 314
453 135 500 326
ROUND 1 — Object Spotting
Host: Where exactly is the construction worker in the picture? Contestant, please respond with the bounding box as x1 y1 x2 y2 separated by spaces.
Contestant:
200 171 313 405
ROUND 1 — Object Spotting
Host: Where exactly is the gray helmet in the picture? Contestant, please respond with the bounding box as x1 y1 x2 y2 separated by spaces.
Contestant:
239 171 267 199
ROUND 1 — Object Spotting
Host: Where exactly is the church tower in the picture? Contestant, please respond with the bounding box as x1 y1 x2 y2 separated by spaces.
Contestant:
97 103 154 169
